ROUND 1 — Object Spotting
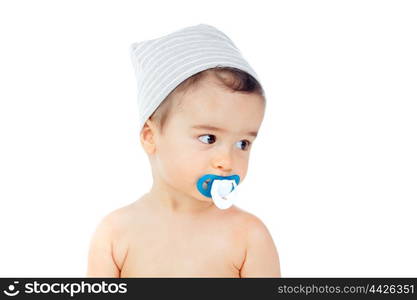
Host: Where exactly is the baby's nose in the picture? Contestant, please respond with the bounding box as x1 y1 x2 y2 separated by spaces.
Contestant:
212 154 233 173
211 143 235 170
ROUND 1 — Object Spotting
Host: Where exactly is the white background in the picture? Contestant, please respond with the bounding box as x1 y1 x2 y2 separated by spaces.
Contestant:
0 0 416 277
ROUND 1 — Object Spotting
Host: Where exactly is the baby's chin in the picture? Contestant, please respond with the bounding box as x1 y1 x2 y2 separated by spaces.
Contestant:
195 194 213 203
190 191 213 203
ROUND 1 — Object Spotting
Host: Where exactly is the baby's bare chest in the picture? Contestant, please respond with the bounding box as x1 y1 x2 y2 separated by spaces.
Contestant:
115 218 245 277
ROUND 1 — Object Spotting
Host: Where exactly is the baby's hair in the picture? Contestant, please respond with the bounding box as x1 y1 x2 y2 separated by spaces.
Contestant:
148 66 265 134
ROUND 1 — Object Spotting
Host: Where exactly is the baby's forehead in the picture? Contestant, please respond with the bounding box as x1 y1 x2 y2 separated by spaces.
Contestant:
180 87 263 114
167 72 264 129
172 96 264 133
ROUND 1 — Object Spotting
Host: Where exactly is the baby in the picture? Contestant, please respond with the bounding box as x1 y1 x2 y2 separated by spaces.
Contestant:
87 24 281 277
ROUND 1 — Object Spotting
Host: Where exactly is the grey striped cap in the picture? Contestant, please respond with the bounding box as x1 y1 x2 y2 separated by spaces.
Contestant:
129 23 262 132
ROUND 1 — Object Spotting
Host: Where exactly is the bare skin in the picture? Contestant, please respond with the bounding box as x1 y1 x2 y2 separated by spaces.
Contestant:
87 71 281 277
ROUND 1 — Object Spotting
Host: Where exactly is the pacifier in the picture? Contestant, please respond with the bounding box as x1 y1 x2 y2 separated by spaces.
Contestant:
196 174 240 210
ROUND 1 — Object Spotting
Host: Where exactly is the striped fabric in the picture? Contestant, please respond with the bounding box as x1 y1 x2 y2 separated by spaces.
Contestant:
129 23 262 132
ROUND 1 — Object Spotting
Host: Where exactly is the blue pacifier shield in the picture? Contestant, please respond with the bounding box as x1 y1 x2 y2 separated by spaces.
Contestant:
196 174 240 198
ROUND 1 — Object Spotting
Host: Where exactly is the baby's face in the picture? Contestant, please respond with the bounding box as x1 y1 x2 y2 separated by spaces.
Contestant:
150 74 265 203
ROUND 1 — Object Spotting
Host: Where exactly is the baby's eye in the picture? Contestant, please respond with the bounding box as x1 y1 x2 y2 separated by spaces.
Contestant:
236 140 251 151
198 134 216 144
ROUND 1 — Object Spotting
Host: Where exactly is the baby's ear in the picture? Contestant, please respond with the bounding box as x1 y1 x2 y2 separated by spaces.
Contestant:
140 119 157 155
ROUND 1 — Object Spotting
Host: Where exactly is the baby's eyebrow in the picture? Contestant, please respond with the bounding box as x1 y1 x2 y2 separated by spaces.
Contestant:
191 124 257 137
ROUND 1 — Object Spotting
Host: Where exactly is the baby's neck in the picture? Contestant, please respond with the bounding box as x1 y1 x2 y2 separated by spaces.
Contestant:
144 187 215 217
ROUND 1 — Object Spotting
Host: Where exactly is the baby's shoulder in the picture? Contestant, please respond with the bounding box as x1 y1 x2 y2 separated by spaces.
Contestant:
227 205 263 224
94 201 144 269
100 201 142 233
223 205 269 242
222 206 267 235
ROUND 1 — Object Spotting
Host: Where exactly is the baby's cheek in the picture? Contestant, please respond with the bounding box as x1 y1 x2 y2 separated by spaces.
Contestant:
181 153 207 186
163 149 199 182
235 160 249 181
